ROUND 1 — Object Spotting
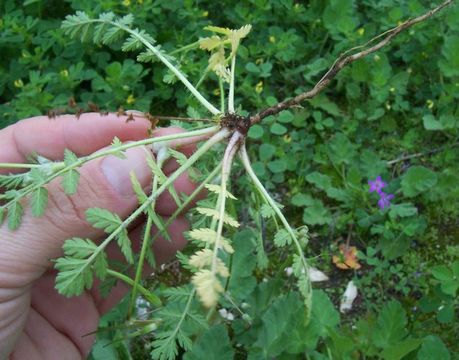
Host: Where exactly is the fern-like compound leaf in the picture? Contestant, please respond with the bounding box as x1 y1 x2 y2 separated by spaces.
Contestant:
55 238 108 296
0 173 26 189
196 207 239 227
273 228 292 247
204 184 237 200
192 269 225 308
187 228 234 253
85 208 134 263
86 207 122 232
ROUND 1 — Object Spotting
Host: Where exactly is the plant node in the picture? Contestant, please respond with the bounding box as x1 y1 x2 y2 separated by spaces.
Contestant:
220 112 251 135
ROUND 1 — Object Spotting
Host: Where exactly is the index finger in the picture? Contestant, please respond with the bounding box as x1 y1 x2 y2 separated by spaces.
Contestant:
0 112 151 172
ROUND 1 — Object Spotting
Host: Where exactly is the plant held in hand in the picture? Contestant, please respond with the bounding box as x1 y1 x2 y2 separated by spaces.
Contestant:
0 1 453 358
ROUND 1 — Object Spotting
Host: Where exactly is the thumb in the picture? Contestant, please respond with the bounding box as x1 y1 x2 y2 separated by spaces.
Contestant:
0 146 152 287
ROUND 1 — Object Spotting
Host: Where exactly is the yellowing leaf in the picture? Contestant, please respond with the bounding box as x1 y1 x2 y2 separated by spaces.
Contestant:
208 48 230 82
189 245 230 278
204 25 232 35
189 249 213 268
188 228 234 254
229 24 252 54
232 25 252 41
192 269 224 308
199 35 223 51
205 184 237 199
332 245 361 270
196 207 240 228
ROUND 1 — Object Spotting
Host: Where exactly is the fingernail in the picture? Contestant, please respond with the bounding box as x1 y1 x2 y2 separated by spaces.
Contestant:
101 147 151 196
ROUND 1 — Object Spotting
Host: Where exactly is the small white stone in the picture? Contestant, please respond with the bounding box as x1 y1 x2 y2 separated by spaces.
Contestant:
340 281 358 313
218 308 228 319
308 267 329 282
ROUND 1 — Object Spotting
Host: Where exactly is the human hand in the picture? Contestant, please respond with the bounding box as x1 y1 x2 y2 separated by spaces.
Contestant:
0 113 200 359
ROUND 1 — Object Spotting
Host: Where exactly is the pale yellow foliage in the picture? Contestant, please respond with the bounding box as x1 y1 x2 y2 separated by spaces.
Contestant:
203 25 232 35
199 35 223 51
205 184 237 200
189 249 213 268
192 269 224 308
208 48 230 82
188 228 234 254
189 247 229 275
200 24 252 81
229 24 252 54
196 207 240 228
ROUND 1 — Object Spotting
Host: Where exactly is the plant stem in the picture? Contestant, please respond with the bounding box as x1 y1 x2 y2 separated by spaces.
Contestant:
107 269 161 306
56 129 229 295
125 111 214 123
249 0 452 124
0 126 218 212
168 288 196 340
239 145 312 312
219 78 225 113
129 152 167 317
128 198 155 316
113 22 221 115
195 67 210 89
228 56 236 113
0 163 41 169
211 131 242 279
169 40 201 55
386 141 459 165
151 162 223 242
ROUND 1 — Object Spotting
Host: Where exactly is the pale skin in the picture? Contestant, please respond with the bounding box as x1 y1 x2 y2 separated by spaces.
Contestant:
0 113 203 359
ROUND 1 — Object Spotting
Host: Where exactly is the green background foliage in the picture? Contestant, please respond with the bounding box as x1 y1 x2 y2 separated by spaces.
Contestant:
1 0 458 358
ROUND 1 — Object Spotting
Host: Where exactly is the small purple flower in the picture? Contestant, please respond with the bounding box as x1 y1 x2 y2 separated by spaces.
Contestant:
377 192 394 210
368 176 387 194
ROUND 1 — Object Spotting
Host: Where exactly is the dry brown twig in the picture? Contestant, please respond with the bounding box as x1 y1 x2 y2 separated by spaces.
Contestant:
250 0 453 125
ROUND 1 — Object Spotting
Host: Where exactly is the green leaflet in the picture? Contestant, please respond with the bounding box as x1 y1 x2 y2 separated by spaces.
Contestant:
0 173 26 189
61 149 80 195
183 325 234 360
130 171 148 206
31 186 48 217
86 208 134 263
62 169 80 195
7 201 23 230
55 238 108 296
151 295 207 360
110 137 126 159
273 228 291 247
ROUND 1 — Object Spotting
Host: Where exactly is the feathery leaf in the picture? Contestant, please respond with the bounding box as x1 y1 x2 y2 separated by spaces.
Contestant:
31 187 48 217
55 238 108 296
7 201 23 230
196 207 239 227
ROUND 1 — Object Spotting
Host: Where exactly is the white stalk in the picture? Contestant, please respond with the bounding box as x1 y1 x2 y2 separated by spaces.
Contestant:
228 56 236 113
239 144 312 311
211 131 242 277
